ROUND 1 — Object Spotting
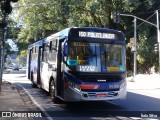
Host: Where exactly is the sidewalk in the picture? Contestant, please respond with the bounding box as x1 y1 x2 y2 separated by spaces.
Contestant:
127 74 160 98
127 73 160 88
0 81 29 120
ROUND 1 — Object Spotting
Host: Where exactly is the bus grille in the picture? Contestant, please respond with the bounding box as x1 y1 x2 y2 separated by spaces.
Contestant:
83 92 118 98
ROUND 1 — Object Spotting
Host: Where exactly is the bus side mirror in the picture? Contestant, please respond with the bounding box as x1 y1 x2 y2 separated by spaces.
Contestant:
62 41 68 63
63 44 68 56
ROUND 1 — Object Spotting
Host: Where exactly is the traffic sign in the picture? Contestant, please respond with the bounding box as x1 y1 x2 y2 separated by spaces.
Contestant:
130 38 134 48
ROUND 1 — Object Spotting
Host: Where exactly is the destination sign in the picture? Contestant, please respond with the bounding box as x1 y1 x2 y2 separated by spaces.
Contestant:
79 31 116 39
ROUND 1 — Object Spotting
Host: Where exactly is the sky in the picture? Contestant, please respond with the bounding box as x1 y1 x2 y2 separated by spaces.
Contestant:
6 39 19 51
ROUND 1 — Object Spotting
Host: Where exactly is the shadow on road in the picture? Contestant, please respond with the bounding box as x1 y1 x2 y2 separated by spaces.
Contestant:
7 80 160 118
47 92 160 118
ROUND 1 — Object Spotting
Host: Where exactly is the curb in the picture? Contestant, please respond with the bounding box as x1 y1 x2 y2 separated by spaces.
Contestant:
17 84 54 120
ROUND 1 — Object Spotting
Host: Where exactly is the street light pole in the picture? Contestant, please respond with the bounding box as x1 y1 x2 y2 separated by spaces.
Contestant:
0 13 6 92
121 10 160 74
0 26 5 92
133 17 137 77
156 10 160 72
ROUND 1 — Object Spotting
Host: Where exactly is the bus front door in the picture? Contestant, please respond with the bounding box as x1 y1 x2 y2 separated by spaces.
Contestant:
55 40 64 98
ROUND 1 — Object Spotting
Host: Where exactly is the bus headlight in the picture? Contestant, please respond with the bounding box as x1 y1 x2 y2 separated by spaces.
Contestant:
120 80 126 90
68 81 81 92
74 84 81 92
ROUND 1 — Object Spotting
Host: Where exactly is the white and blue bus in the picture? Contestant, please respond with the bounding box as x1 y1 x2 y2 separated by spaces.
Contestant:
27 27 127 103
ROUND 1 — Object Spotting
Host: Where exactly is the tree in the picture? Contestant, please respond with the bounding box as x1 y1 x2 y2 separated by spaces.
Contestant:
9 0 160 74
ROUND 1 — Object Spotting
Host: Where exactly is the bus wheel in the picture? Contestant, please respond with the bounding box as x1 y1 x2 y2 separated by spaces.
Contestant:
31 72 37 88
49 80 60 103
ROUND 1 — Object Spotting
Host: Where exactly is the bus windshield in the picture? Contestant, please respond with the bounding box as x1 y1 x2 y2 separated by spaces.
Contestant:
67 42 125 72
101 44 125 72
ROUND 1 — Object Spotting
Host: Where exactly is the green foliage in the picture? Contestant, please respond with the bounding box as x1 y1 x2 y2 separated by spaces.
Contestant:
7 0 160 73
20 49 27 58
137 24 158 72
4 43 11 55
16 49 28 66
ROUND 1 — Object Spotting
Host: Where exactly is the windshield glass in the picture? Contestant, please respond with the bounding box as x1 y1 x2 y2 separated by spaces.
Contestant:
67 42 125 72
67 42 101 72
101 44 125 72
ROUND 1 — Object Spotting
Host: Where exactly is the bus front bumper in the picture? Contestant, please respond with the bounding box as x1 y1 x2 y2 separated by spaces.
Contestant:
64 85 127 101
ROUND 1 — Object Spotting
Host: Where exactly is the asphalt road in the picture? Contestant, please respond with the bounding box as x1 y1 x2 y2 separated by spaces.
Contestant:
2 70 160 120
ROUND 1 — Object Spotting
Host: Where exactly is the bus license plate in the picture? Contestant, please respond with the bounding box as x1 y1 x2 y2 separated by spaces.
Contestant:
96 93 107 97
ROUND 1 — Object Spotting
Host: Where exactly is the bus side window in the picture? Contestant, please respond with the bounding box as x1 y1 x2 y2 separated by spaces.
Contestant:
49 40 57 62
31 47 35 62
35 46 38 61
43 42 50 62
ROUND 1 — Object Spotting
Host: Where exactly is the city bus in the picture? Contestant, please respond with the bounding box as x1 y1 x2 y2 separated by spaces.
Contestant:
27 27 127 103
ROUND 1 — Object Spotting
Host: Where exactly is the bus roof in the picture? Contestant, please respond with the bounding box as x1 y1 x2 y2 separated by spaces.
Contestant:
28 28 72 49
28 27 124 49
43 27 124 42
28 39 44 49
44 28 71 43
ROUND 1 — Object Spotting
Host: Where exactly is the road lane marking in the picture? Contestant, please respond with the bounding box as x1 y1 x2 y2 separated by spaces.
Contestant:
17 84 54 120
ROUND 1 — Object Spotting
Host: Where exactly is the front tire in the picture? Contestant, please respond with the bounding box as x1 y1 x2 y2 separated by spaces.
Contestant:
49 80 61 103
